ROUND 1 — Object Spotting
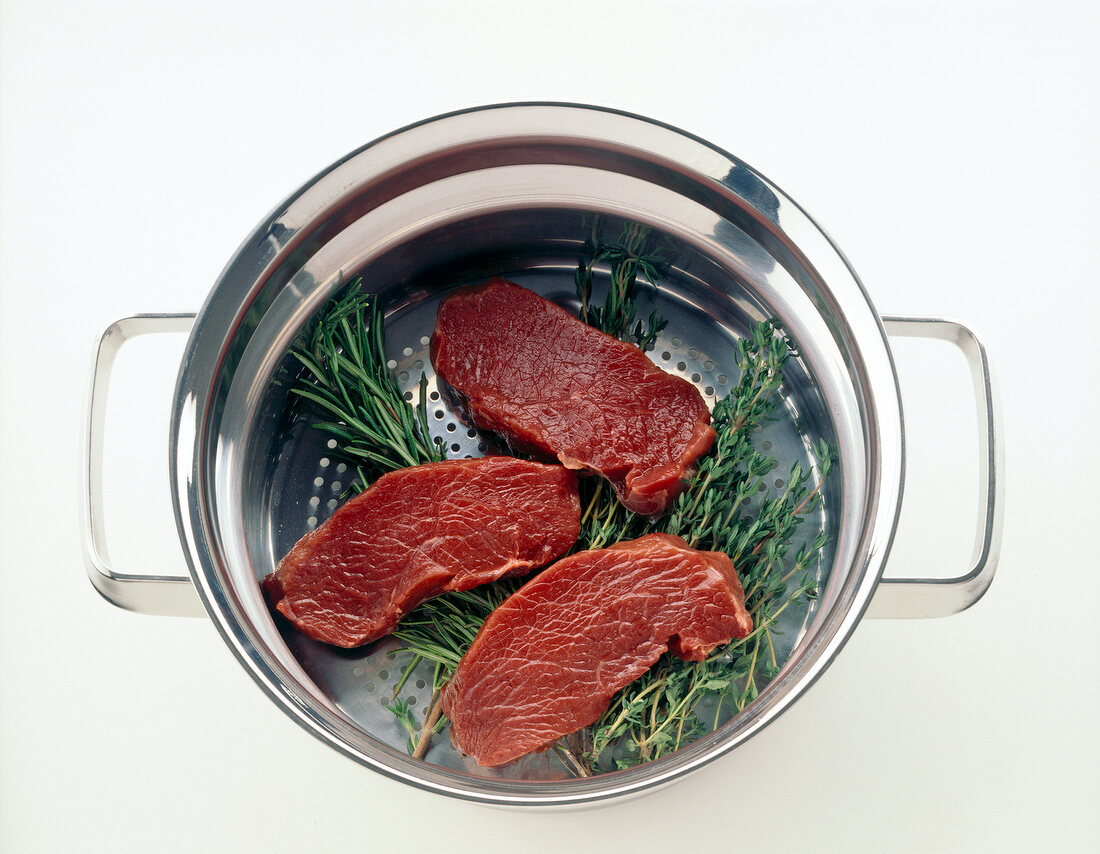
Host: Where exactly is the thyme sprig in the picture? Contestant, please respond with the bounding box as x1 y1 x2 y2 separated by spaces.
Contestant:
290 279 445 492
582 323 833 771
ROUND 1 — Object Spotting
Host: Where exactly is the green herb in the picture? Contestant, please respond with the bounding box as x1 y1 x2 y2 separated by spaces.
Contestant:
575 221 668 351
388 581 521 758
383 698 419 755
291 241 831 773
392 223 671 656
572 223 669 550
289 279 444 492
586 444 832 768
391 582 519 682
577 320 833 771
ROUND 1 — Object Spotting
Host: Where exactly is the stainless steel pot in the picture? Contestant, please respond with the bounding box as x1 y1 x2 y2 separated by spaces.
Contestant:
82 103 1002 807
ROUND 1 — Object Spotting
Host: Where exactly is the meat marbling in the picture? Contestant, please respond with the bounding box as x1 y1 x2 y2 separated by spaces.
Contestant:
430 279 716 516
263 457 581 648
441 532 753 767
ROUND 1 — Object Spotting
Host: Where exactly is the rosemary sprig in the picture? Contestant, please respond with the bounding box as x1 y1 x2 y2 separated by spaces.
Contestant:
390 582 520 682
290 279 445 492
386 576 524 758
384 698 420 755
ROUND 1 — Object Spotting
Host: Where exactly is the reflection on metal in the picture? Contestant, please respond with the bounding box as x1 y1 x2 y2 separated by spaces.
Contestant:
867 317 1002 619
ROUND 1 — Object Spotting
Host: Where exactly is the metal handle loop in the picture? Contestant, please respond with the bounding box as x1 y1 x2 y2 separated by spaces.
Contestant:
867 316 1003 619
82 314 205 617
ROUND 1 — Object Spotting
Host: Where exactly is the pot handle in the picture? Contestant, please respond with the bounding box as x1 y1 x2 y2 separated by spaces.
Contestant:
866 316 1003 619
82 314 205 617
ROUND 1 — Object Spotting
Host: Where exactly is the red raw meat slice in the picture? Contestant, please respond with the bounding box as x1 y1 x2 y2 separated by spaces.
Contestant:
429 279 716 516
440 532 753 767
263 457 581 648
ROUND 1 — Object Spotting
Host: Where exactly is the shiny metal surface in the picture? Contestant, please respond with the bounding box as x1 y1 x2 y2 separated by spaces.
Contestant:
867 316 1003 619
82 313 204 617
127 102 981 805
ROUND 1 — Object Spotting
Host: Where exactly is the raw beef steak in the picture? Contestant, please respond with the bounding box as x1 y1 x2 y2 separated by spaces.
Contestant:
441 532 753 766
263 457 581 647
430 279 715 516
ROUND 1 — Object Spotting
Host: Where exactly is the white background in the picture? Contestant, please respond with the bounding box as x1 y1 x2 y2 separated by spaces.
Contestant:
2 1 1097 851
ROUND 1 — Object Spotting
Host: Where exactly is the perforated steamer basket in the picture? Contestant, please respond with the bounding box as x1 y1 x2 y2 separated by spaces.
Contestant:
83 103 1002 807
